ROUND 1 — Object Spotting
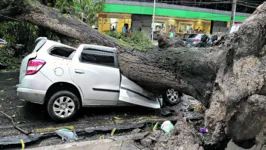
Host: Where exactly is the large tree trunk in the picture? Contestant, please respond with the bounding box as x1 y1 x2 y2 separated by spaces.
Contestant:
2 0 266 147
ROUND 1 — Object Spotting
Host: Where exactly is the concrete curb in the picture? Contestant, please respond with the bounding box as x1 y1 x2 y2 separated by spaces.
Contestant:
28 139 121 150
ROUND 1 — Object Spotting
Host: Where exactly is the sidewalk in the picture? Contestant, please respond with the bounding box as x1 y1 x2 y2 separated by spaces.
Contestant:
28 133 148 150
29 139 123 150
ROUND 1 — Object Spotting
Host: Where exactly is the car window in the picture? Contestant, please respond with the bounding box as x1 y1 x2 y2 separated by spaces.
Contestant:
32 38 46 52
196 34 203 38
80 49 115 67
49 47 75 59
188 34 197 38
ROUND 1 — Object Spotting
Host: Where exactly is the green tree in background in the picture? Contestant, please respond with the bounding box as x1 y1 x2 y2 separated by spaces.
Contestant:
55 0 105 26
74 0 105 26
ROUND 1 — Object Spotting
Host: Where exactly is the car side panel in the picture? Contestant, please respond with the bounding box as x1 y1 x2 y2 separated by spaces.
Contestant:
119 75 161 109
36 42 84 103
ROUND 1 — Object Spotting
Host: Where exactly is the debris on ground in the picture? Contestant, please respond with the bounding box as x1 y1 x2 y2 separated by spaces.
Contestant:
0 111 31 135
55 128 78 142
161 121 175 134
85 122 145 134
111 128 116 136
200 128 208 133
0 134 42 146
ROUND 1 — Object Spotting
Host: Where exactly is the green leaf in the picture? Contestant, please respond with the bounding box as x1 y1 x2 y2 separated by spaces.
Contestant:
12 114 16 118
153 122 159 132
0 90 4 93
111 128 116 136
6 78 13 81
114 117 121 120
16 105 25 108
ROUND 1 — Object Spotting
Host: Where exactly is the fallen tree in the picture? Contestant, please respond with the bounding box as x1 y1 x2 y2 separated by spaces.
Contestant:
1 0 266 148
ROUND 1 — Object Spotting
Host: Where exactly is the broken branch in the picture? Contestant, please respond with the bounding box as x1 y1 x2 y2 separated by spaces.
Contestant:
0 111 31 135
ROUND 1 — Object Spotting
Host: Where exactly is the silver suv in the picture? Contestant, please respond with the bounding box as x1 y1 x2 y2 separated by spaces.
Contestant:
17 37 181 121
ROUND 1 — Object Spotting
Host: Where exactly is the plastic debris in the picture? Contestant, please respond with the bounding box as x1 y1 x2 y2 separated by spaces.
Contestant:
200 128 208 133
160 121 174 134
55 128 78 142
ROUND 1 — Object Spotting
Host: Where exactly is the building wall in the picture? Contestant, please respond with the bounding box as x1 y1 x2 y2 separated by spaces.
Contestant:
211 21 228 34
132 14 152 39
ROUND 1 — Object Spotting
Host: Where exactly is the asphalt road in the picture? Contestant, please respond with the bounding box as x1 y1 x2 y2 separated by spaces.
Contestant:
0 72 175 149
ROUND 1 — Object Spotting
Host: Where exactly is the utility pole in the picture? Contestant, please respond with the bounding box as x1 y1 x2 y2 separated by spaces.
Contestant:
230 0 237 30
151 0 156 42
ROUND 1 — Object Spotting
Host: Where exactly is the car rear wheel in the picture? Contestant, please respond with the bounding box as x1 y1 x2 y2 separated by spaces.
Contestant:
47 91 80 121
163 89 181 105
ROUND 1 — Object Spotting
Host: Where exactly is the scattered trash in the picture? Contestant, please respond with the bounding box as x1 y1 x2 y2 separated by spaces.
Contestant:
161 121 174 134
193 104 203 112
152 122 159 132
20 139 25 150
6 78 13 81
0 89 4 93
55 128 78 142
200 128 208 133
111 128 116 136
0 105 1 109
99 135 105 140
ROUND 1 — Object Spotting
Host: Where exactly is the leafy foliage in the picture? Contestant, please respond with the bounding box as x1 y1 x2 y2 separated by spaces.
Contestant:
106 32 153 52
0 46 22 71
0 22 39 54
54 0 105 26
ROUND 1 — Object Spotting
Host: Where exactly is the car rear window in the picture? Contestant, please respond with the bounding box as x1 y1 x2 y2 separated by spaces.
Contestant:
32 38 46 52
80 49 115 67
49 47 76 59
188 34 197 38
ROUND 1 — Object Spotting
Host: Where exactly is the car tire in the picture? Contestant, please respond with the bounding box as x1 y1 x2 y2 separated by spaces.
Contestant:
47 90 80 122
162 89 182 105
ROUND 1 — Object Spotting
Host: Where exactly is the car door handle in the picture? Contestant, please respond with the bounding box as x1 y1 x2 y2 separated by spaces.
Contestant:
75 69 85 74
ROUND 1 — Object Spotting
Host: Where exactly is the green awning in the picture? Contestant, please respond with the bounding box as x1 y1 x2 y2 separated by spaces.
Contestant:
103 4 247 22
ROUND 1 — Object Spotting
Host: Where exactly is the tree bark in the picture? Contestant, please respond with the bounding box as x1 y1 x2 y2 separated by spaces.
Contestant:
2 0 266 146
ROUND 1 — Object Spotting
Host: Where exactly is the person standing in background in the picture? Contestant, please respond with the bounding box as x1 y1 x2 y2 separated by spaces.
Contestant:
122 24 128 33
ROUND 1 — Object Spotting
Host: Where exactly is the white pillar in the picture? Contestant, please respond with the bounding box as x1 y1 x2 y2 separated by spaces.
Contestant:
151 0 156 42
230 0 237 31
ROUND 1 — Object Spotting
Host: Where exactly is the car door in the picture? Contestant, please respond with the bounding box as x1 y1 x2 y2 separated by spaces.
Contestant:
70 45 120 106
118 75 161 109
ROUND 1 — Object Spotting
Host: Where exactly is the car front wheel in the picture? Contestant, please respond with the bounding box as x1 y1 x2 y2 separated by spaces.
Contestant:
163 89 182 105
47 91 80 121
